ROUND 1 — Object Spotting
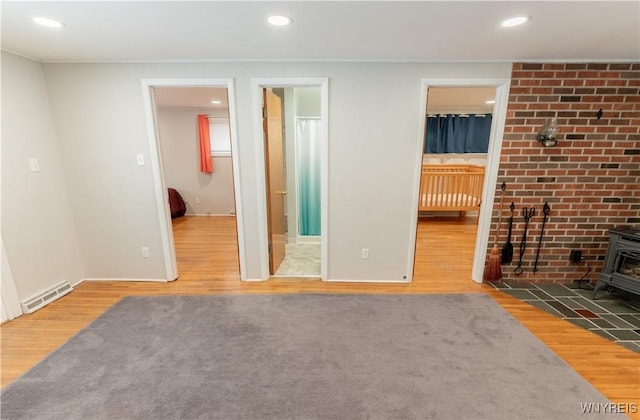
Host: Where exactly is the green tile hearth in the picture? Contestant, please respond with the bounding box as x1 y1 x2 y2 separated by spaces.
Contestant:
490 282 640 354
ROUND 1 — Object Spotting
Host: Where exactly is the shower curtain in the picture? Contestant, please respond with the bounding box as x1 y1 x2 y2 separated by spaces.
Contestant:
296 118 321 236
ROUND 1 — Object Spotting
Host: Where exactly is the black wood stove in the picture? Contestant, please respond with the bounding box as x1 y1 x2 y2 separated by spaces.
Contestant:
593 226 640 299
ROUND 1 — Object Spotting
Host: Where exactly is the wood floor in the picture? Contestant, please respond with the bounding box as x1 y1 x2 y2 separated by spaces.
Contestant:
2 215 638 415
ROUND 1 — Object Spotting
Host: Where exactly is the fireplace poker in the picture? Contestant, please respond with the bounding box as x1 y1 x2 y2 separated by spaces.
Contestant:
501 202 515 264
514 206 536 276
533 202 551 273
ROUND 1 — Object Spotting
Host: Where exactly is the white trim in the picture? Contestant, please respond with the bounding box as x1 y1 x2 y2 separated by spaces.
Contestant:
408 78 510 284
297 235 321 244
325 278 411 284
70 278 85 287
141 78 247 281
185 214 236 217
39 58 639 64
83 278 168 282
1 237 23 322
472 82 510 283
251 78 329 281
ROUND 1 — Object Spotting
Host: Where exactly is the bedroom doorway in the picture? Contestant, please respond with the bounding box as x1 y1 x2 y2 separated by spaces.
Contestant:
142 79 245 282
253 79 328 280
409 79 510 283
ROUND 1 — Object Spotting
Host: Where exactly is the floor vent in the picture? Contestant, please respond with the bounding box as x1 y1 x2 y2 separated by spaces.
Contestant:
20 281 73 314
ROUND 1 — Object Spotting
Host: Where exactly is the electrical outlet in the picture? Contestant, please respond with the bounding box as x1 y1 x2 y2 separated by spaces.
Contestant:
361 248 369 259
29 158 41 172
141 247 150 258
195 197 200 204
569 250 583 262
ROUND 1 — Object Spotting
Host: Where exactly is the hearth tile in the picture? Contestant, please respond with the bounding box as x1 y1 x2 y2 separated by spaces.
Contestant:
556 297 584 309
605 329 640 341
534 284 579 297
617 341 640 354
594 300 639 315
587 318 616 329
502 289 538 300
529 289 553 300
575 309 599 319
503 281 537 289
546 300 580 318
600 315 636 329
574 289 616 300
490 282 510 289
524 300 564 318
565 318 597 330
570 297 609 314
618 315 640 328
588 329 617 341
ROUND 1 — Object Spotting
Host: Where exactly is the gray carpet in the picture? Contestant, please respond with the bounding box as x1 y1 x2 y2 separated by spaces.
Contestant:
1 294 621 419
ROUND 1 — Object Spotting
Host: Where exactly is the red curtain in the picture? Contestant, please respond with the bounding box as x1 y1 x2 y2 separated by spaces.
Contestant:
197 115 213 173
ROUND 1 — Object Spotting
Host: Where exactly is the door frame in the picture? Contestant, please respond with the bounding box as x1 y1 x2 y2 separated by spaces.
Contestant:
407 78 511 283
1 237 23 322
251 78 329 281
141 78 247 281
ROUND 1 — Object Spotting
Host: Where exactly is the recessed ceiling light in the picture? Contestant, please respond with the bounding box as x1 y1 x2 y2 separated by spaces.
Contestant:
501 16 530 28
485 100 496 105
211 100 222 104
267 15 292 27
32 16 64 28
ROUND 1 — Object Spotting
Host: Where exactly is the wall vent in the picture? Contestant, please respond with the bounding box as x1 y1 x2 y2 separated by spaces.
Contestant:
20 281 73 314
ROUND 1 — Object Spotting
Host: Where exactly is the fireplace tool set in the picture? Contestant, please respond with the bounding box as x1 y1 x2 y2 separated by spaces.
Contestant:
485 182 552 281
511 201 551 275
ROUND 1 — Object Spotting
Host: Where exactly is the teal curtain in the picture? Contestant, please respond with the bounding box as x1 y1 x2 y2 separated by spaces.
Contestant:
296 119 321 236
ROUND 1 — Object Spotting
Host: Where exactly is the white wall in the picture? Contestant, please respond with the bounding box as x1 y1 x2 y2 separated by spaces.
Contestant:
40 61 511 281
295 87 322 117
284 88 297 241
1 52 85 298
157 108 236 215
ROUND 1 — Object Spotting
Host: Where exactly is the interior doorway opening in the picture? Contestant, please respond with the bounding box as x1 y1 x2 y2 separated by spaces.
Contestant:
408 79 511 283
253 79 329 281
141 78 246 282
152 86 241 280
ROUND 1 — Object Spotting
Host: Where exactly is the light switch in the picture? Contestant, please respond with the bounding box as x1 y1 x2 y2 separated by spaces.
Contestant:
136 154 145 166
29 158 40 172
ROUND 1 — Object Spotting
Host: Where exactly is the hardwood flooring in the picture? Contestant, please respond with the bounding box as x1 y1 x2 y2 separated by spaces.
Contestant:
2 215 638 416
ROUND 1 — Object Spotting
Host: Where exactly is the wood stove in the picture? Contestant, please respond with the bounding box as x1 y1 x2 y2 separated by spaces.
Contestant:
593 226 640 299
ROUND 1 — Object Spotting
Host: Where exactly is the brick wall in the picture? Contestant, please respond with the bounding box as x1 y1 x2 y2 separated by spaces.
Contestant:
488 62 639 284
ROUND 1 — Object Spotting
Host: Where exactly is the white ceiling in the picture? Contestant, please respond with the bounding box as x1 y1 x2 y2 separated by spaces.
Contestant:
2 1 639 62
427 87 496 113
153 87 229 110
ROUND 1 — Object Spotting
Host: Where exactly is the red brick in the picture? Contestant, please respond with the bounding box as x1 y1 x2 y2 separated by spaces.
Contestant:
490 61 639 285
563 79 585 87
598 71 622 78
584 79 609 86
577 71 600 78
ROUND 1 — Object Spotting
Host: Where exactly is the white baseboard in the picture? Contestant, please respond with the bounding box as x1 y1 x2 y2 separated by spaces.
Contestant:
83 278 169 282
185 213 236 217
242 278 268 282
296 236 321 244
71 278 85 287
325 278 411 283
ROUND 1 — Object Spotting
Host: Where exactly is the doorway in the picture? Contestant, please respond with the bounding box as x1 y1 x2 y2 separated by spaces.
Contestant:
252 79 329 280
408 79 510 283
141 78 246 281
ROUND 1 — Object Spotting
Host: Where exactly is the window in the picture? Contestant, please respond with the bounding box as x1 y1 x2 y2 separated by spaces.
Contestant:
209 117 231 156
